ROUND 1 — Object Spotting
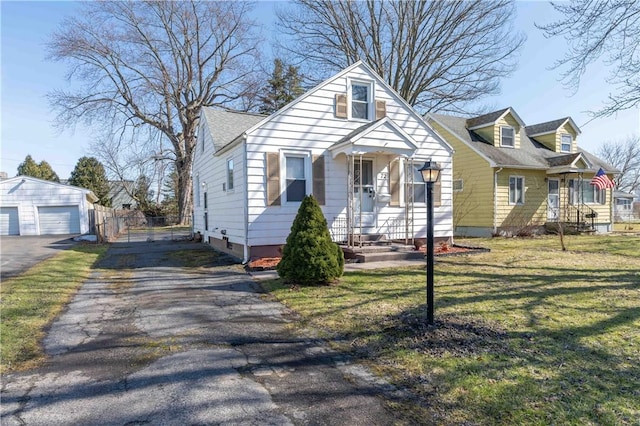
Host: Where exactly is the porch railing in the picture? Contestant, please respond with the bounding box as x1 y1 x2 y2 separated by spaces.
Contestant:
566 204 597 231
330 216 348 243
381 216 414 243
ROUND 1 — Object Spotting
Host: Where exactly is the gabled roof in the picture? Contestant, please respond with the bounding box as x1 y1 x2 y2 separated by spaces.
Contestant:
526 117 581 137
211 60 454 156
1 175 99 202
329 117 418 158
466 107 525 130
427 113 615 172
201 108 266 152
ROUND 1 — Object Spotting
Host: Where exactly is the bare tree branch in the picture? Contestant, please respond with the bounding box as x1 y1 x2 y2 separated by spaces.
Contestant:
537 0 640 117
47 1 262 223
276 0 525 114
597 135 640 194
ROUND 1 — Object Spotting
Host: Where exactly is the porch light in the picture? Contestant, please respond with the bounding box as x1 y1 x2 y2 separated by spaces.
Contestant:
418 160 440 326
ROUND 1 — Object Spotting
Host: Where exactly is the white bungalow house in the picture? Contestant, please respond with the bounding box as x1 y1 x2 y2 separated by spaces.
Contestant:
192 61 454 263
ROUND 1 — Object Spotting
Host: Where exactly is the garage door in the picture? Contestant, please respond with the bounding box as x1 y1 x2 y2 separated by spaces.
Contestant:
0 207 20 235
38 206 81 235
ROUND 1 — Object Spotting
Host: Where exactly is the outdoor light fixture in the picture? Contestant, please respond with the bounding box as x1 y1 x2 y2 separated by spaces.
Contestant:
418 160 441 325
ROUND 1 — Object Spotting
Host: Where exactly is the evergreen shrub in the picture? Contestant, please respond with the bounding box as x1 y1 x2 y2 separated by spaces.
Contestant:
277 195 344 285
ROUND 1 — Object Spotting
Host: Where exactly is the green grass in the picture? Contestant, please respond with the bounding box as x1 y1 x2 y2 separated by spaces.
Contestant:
0 244 107 373
263 235 640 425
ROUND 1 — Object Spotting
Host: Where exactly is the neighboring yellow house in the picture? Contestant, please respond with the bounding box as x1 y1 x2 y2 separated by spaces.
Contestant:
427 107 618 237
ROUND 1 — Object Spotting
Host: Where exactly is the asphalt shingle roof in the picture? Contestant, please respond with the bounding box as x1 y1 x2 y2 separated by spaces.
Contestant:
525 118 569 136
201 108 266 151
428 112 615 172
466 107 510 128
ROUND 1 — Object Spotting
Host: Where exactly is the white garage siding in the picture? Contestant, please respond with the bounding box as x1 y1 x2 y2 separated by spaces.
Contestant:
38 206 81 235
0 207 20 235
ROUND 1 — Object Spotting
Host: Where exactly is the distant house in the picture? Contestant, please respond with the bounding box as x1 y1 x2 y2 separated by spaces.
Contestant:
0 176 98 236
614 191 635 221
192 61 454 262
109 180 136 210
427 108 618 236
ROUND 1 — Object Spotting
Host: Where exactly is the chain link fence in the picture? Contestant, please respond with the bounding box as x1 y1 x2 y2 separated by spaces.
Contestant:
92 209 192 243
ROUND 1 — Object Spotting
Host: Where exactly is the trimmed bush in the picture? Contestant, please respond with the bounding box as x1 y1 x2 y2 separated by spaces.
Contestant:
277 195 344 285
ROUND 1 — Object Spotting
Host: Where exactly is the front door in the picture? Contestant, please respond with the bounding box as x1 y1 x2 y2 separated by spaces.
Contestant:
548 178 560 221
354 159 375 227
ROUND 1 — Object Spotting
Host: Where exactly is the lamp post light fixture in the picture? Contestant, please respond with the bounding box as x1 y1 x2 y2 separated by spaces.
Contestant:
418 160 441 325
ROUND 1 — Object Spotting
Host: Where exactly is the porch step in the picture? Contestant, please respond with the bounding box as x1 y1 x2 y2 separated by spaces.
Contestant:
355 250 425 263
341 243 423 263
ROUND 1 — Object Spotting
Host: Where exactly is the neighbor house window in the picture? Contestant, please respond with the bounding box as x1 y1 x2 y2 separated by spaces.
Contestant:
453 179 464 192
569 179 606 205
509 176 524 204
561 134 572 152
285 155 307 202
351 83 370 120
501 126 515 147
227 159 234 191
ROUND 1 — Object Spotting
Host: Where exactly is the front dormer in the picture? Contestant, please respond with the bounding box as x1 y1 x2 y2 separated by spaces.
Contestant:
526 117 581 153
466 107 525 149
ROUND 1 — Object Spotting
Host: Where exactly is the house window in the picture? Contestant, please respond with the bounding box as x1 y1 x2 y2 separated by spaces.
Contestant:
453 179 464 192
351 83 370 120
227 159 234 191
561 134 572 152
569 179 606 204
501 126 515 147
195 175 200 207
509 176 524 205
285 155 307 202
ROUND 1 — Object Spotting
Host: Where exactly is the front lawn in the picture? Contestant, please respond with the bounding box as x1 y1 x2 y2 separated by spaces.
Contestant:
0 244 107 373
263 235 640 425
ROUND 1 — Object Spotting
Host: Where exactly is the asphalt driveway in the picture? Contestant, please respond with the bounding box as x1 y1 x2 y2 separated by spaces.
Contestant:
1 235 401 425
0 235 79 280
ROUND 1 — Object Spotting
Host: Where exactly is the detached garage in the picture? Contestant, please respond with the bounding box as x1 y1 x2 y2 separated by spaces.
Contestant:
0 176 98 236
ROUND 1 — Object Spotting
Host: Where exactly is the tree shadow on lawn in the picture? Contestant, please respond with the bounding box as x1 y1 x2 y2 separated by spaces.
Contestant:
334 266 640 424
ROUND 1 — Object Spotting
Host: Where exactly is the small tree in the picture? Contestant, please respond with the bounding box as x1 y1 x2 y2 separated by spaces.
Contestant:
277 195 344 285
17 155 60 182
68 156 112 206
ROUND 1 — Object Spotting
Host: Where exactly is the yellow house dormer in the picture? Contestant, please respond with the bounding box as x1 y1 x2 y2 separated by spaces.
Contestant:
466 107 525 149
526 117 581 153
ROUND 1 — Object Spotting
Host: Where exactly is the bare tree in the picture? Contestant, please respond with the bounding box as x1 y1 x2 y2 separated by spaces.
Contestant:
597 135 640 194
277 0 525 113
47 1 262 224
537 1 640 117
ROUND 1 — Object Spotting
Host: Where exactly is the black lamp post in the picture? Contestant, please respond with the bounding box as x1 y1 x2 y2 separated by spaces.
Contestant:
418 160 441 325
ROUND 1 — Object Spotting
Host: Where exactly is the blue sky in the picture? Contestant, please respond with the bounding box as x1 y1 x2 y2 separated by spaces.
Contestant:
2 1 639 179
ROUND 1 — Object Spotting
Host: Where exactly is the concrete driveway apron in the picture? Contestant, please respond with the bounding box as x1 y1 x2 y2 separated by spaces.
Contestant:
1 233 401 425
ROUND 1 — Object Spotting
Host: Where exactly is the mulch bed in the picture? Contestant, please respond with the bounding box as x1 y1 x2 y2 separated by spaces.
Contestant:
246 244 489 271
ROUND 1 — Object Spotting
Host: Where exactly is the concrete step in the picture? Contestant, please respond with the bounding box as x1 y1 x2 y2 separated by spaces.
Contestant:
355 249 424 263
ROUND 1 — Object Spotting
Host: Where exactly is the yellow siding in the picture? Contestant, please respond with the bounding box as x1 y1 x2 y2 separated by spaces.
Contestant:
495 169 547 228
430 121 494 228
557 122 578 153
473 124 494 145
536 133 556 151
493 114 521 149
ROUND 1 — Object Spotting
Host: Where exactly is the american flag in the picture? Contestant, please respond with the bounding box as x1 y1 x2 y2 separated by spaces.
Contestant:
590 168 615 190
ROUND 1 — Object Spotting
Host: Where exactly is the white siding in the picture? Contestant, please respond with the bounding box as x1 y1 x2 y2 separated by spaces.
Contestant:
0 177 94 235
192 115 247 247
244 63 452 247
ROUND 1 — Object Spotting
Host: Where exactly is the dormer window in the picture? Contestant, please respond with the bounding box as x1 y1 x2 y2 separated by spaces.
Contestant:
501 126 515 147
561 134 572 152
351 83 370 120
